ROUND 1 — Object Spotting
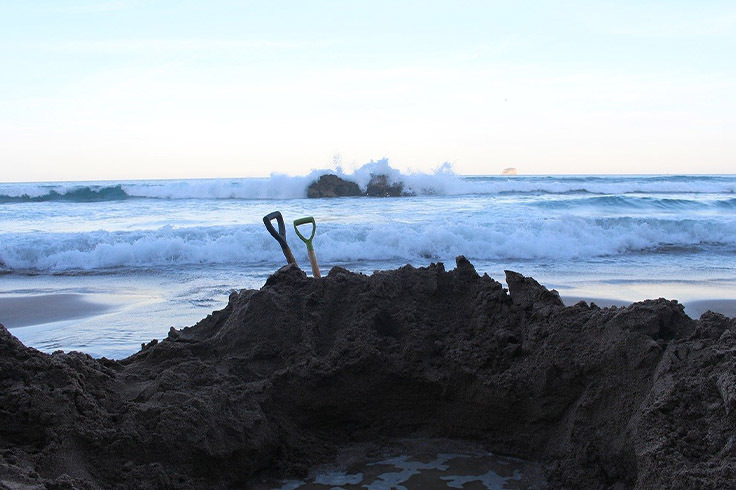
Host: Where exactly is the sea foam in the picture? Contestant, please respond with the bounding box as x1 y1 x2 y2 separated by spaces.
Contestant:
1 217 734 274
2 163 734 203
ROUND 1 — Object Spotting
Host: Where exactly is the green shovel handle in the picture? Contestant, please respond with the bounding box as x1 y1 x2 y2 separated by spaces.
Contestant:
293 217 316 251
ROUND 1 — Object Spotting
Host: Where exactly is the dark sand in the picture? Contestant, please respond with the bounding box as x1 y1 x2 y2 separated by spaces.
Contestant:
563 296 736 319
2 259 736 489
0 294 113 328
3 293 731 332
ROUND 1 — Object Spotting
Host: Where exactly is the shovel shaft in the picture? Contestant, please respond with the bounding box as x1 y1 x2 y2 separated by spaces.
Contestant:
283 246 297 265
308 249 321 278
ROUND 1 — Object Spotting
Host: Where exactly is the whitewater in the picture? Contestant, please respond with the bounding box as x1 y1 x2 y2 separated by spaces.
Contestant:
2 163 735 358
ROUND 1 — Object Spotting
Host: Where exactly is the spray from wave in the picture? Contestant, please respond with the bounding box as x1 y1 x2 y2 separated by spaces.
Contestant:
0 160 458 202
1 161 735 202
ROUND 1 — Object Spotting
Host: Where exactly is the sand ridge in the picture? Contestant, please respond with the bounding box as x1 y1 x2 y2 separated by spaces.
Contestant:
1 257 735 488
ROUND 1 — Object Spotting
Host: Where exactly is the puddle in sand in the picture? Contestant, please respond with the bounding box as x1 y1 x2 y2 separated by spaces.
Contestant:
253 450 545 489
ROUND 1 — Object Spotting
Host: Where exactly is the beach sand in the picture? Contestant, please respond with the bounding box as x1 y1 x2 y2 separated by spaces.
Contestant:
0 294 113 329
1 261 735 488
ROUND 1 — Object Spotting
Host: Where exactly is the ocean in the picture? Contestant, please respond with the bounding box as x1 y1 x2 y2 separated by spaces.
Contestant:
2 165 735 358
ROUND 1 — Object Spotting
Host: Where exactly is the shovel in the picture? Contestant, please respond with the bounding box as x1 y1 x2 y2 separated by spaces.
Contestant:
263 211 297 265
293 216 321 278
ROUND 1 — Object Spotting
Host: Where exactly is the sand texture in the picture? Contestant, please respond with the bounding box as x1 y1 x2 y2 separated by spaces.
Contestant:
1 257 735 489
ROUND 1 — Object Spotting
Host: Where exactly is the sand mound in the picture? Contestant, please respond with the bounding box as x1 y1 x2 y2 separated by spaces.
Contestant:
2 258 735 488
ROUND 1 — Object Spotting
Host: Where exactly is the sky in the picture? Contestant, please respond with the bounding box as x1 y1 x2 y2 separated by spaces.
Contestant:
1 0 735 181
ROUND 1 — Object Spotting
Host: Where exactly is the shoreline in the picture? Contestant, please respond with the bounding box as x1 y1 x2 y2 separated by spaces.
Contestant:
681 299 736 320
1 291 734 333
0 293 114 329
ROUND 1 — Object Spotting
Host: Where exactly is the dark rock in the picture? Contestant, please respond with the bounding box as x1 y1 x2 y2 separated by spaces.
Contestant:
365 174 411 197
306 174 362 198
1 260 734 489
306 173 414 198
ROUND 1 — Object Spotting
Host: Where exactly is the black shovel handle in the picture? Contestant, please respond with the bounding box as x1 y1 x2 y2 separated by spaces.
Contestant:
263 211 296 264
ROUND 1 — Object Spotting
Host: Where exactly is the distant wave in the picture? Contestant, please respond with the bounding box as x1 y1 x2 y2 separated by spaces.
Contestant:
531 195 736 212
464 176 736 196
2 217 735 274
0 184 130 203
1 162 734 202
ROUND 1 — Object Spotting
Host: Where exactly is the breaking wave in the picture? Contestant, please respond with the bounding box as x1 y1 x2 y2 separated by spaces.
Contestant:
531 195 736 212
0 185 130 203
1 217 735 274
1 161 734 202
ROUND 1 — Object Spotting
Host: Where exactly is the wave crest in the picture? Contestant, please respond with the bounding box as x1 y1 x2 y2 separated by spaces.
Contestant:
0 185 130 203
1 217 734 274
1 164 734 203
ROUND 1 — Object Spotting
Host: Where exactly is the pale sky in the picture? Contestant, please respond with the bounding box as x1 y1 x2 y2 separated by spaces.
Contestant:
1 0 735 181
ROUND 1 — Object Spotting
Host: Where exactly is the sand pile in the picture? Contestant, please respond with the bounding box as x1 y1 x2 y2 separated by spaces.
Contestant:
2 257 735 489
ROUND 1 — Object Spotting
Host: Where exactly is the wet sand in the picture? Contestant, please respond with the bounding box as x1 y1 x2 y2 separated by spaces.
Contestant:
0 294 113 328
